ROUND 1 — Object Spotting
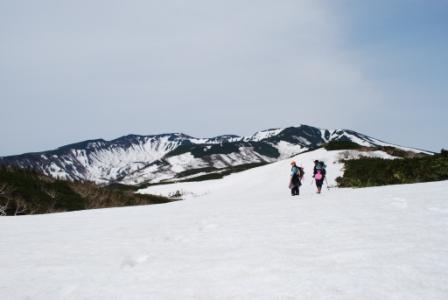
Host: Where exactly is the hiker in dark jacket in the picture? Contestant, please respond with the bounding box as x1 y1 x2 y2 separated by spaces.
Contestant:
289 161 303 196
313 160 326 194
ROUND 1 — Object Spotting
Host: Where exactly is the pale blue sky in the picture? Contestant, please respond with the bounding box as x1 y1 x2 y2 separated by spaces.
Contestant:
1 0 447 156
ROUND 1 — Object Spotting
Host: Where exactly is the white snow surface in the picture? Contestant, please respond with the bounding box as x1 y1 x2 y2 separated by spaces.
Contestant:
1 151 448 299
247 128 284 141
328 130 432 154
138 148 396 199
276 141 307 159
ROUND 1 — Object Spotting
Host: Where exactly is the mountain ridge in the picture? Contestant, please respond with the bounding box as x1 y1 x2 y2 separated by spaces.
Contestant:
0 125 431 185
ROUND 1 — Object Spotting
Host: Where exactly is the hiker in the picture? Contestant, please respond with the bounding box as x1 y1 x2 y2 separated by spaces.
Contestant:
289 161 304 196
313 160 326 194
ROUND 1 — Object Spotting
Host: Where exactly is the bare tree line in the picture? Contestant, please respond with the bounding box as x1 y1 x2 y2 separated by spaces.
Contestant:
0 183 27 215
0 167 173 216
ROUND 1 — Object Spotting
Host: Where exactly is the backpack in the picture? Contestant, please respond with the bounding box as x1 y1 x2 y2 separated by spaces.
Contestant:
315 161 326 170
314 161 326 180
298 167 305 178
291 166 303 177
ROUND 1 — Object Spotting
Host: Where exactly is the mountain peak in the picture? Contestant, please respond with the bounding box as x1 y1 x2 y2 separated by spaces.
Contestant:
0 124 430 185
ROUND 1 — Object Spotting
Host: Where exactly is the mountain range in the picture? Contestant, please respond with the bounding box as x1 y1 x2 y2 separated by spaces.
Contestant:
0 125 428 185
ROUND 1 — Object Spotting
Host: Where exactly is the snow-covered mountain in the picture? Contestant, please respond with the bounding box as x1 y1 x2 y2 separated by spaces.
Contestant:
0 125 429 185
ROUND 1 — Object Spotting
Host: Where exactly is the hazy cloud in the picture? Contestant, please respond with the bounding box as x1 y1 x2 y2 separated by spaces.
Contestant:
1 0 446 155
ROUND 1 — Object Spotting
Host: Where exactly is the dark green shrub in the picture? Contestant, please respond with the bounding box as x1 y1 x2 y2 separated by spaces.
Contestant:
337 151 448 187
0 166 172 216
324 140 362 150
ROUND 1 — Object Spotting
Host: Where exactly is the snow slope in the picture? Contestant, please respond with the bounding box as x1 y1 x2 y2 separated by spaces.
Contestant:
138 148 396 199
1 150 448 299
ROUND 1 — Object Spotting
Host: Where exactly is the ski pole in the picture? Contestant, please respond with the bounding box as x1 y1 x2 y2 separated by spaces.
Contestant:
324 177 330 190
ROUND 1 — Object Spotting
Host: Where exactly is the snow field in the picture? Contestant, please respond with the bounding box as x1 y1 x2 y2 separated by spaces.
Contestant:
138 148 395 199
1 148 447 299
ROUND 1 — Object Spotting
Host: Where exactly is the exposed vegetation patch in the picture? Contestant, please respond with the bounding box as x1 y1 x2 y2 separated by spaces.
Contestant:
131 162 268 189
175 167 219 178
0 167 173 216
249 142 280 158
324 141 430 159
377 146 428 158
179 173 225 182
336 150 448 187
324 140 362 150
166 142 242 158
175 162 267 182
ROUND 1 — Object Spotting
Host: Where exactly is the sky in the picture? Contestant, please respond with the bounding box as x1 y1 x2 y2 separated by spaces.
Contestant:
1 0 447 156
